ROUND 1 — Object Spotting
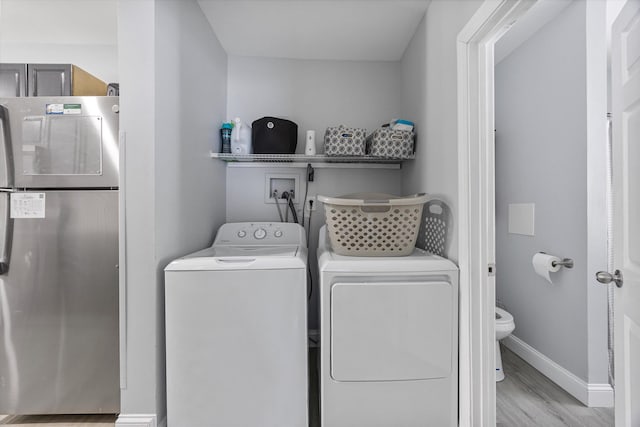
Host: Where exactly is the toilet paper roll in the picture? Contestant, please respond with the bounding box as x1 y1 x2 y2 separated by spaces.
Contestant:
532 252 562 283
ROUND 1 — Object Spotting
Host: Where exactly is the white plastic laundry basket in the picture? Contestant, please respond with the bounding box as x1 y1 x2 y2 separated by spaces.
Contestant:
317 193 429 256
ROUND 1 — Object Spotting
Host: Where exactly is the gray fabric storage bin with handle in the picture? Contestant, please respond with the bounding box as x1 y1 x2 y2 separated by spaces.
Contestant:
367 128 415 158
324 125 366 156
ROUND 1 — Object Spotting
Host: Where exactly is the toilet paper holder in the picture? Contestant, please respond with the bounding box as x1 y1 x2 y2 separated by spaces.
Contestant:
552 258 574 269
540 252 574 269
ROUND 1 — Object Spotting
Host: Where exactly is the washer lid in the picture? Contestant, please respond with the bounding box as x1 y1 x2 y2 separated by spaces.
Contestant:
211 245 299 258
165 245 306 271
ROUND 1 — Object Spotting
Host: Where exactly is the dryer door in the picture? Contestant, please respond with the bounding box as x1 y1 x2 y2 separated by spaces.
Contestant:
330 280 454 381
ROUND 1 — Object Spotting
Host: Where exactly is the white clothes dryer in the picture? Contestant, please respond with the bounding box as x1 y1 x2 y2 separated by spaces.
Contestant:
317 225 458 427
165 222 308 427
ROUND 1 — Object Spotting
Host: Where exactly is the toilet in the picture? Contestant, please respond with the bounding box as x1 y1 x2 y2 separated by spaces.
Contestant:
495 307 515 382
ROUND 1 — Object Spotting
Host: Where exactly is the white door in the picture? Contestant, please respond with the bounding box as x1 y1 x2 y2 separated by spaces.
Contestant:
604 1 640 425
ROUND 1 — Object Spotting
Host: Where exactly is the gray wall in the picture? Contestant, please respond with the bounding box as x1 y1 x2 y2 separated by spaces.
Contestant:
227 55 402 154
495 0 607 383
118 0 227 421
224 55 406 330
400 0 485 262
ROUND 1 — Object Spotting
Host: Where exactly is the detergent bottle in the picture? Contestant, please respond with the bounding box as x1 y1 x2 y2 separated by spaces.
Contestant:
231 117 252 155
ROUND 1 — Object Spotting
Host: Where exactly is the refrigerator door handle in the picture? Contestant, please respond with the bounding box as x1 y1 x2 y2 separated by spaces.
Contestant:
0 105 15 187
0 191 13 275
31 70 37 96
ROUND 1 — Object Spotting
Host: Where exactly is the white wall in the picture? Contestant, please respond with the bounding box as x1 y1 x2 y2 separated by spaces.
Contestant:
399 12 429 228
153 0 228 420
226 56 402 154
606 0 628 111
154 0 227 261
118 0 227 422
495 0 608 390
117 0 157 416
401 0 484 262
0 0 118 83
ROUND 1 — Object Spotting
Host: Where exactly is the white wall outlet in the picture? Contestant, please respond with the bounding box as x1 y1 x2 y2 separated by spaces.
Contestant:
305 195 316 211
264 174 300 204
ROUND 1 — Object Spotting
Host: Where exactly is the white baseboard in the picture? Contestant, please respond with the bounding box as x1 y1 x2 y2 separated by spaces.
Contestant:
503 335 613 408
587 383 615 407
115 414 158 427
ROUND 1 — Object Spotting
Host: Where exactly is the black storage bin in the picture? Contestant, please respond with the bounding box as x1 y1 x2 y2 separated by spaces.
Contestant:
251 117 298 154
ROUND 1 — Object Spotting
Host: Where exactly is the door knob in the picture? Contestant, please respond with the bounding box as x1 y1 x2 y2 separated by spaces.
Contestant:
596 270 623 288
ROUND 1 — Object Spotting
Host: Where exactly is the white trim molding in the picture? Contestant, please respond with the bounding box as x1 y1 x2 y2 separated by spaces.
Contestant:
588 384 615 408
456 1 537 426
115 414 158 427
504 336 614 408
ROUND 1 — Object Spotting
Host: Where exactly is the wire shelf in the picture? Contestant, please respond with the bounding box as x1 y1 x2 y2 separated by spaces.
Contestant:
210 152 414 164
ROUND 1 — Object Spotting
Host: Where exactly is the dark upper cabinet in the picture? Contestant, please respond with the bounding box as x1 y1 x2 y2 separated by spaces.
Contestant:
27 64 72 96
0 64 27 97
0 63 107 97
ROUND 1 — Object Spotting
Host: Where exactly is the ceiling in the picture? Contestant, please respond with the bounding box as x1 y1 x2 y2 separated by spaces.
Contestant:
0 0 571 65
197 0 432 62
0 0 117 45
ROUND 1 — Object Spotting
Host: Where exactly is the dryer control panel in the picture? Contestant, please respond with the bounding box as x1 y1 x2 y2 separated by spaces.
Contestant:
214 222 306 246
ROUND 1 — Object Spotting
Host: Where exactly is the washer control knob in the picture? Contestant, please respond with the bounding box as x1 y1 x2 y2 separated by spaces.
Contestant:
253 228 267 240
274 230 283 238
237 230 247 238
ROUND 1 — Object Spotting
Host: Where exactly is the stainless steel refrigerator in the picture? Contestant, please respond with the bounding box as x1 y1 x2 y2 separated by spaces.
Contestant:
0 96 119 414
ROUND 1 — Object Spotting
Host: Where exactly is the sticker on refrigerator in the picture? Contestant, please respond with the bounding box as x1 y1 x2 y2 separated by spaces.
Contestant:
46 103 82 115
10 193 45 218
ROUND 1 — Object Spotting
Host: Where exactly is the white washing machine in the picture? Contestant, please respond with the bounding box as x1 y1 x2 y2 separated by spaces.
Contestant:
317 225 458 427
165 222 308 427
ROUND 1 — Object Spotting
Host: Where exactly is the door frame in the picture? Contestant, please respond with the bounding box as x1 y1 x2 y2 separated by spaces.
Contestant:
456 1 536 426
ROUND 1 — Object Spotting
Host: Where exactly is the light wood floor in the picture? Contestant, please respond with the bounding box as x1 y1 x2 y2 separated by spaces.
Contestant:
0 414 116 426
497 345 614 427
0 346 614 427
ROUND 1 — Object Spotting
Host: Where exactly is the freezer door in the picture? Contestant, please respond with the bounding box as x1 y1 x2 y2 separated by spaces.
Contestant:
1 96 119 188
0 190 119 414
27 64 72 97
0 64 27 97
